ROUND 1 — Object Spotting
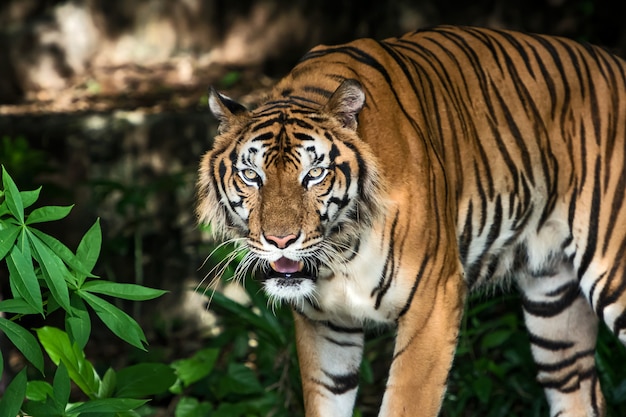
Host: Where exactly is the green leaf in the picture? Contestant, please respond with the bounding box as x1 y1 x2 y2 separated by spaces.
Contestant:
2 166 24 224
82 281 167 301
214 363 263 399
15 226 32 260
0 222 20 261
212 402 249 417
26 205 73 225
46 294 62 315
30 228 96 279
28 231 71 311
209 290 286 345
114 409 143 417
79 291 147 350
171 348 219 388
0 298 41 314
36 326 101 398
66 293 91 350
21 398 64 417
76 219 102 278
0 368 27 417
26 380 54 402
52 362 71 407
0 316 44 373
360 355 374 385
115 363 176 398
175 397 213 417
67 398 148 414
481 329 513 351
98 367 117 399
20 187 42 209
7 245 43 314
472 374 493 404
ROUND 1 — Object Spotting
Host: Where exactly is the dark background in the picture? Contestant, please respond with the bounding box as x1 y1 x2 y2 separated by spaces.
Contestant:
1 1 625 416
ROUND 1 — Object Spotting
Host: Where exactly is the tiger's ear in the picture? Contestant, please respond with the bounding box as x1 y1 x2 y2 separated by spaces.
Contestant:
208 87 248 132
324 79 365 130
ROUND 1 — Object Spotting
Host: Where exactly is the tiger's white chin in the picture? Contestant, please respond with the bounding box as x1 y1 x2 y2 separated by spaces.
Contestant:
263 277 317 305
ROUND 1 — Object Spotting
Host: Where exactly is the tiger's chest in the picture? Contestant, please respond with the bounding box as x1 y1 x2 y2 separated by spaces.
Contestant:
299 225 412 325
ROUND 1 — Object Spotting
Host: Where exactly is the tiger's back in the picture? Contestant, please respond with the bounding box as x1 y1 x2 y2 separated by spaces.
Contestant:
198 26 626 417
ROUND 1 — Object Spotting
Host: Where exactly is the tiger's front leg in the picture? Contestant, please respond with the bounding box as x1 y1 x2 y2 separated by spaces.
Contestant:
294 312 364 417
379 271 467 417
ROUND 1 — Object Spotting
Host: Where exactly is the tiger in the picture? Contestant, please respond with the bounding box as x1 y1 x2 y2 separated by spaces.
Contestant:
196 25 626 417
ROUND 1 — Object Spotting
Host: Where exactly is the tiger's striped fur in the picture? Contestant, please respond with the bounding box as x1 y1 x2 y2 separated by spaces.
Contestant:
196 26 626 417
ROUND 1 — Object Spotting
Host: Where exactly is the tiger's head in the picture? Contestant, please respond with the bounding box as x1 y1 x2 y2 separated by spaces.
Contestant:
197 79 386 305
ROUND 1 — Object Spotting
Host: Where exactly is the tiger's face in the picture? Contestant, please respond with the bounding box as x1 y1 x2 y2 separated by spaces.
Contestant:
197 80 385 305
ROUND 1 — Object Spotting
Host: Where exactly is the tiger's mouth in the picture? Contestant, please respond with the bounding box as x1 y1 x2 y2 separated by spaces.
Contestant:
261 257 318 303
265 257 316 281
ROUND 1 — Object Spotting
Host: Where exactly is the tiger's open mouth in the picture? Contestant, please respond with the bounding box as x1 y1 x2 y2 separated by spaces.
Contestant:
262 257 318 303
265 257 316 281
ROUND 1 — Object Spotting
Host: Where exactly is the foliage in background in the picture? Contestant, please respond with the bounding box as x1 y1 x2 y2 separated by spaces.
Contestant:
0 136 48 186
0 166 172 416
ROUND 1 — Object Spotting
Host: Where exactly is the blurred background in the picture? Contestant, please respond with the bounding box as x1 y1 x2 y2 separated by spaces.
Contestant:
1 1 626 416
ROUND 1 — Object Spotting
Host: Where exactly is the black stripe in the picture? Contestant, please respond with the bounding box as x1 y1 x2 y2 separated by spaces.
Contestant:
595 237 626 321
323 336 362 348
301 44 393 88
293 132 316 141
534 348 595 373
521 283 581 318
528 332 575 350
250 118 278 132
250 132 274 142
398 254 430 317
613 307 626 341
533 35 572 133
528 42 558 120
562 190 577 250
458 200 473 266
374 212 400 309
497 30 536 78
539 367 596 393
485 195 503 248
302 85 334 98
555 38 586 99
577 157 601 280
603 165 626 255
492 86 534 185
474 164 488 235
317 370 360 395
324 321 363 334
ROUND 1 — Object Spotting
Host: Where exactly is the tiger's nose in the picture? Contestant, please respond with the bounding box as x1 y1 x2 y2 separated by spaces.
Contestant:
264 233 299 249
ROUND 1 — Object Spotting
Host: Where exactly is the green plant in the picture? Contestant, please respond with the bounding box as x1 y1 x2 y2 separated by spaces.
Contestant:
0 166 173 416
172 247 302 417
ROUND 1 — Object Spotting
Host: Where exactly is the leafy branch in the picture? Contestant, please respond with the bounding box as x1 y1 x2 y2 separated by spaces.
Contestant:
0 166 172 416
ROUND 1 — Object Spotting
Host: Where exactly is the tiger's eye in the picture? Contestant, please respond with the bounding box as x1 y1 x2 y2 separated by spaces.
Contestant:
242 169 258 180
308 167 325 179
